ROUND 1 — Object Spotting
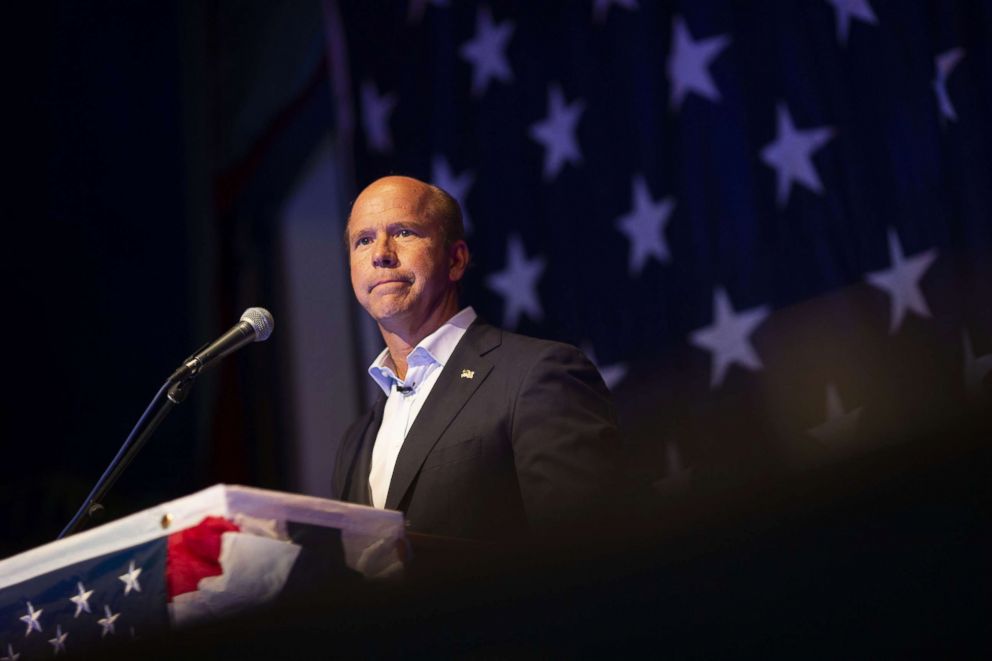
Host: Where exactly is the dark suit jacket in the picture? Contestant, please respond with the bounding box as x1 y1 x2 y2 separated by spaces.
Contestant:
331 320 621 541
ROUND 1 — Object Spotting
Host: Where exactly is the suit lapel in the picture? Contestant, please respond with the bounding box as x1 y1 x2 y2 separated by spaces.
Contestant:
339 392 385 505
384 321 501 510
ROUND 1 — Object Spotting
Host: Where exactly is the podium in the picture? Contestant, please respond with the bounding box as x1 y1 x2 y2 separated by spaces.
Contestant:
0 485 406 657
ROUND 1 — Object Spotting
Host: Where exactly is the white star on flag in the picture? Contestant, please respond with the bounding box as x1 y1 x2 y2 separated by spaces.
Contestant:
690 287 770 388
865 228 937 334
582 342 628 390
933 48 965 123
19 601 43 636
1 644 19 661
97 605 120 637
808 383 862 443
529 84 585 181
431 155 475 233
667 15 731 110
962 331 992 397
760 102 835 207
70 581 93 617
825 0 878 45
460 5 515 97
48 625 68 655
118 559 143 595
615 174 675 275
485 234 546 328
360 80 397 154
593 0 638 23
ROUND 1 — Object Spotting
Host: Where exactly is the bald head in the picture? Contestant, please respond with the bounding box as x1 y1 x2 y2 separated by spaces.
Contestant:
346 176 465 248
346 174 471 347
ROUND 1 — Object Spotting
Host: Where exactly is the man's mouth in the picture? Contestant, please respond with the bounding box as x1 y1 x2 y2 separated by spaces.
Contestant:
369 278 412 293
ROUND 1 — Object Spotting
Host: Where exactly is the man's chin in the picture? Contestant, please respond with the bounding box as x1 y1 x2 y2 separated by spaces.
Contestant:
363 292 411 318
368 305 412 327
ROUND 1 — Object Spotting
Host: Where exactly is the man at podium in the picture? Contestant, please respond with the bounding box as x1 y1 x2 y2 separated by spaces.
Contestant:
332 175 621 541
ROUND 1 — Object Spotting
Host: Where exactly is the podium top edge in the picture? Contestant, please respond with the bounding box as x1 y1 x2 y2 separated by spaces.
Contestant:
0 484 404 591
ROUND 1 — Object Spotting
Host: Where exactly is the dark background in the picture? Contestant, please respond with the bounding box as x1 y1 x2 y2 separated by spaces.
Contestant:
1 1 334 555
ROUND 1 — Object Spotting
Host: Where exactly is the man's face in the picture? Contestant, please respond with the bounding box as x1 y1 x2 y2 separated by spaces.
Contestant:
347 177 467 332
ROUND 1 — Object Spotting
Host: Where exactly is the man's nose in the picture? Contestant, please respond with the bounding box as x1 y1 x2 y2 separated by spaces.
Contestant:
372 237 397 268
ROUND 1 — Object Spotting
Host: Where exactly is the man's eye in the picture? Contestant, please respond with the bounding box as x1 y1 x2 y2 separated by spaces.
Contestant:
355 237 372 247
396 229 414 238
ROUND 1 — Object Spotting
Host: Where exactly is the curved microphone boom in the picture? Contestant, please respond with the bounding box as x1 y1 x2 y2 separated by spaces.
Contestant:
58 307 274 540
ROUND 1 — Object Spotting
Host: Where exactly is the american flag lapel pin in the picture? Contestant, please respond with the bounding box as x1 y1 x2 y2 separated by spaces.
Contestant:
460 369 475 379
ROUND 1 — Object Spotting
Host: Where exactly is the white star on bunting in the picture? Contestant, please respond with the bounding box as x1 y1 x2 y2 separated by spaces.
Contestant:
593 0 638 23
360 80 397 154
933 48 965 123
690 287 770 388
118 559 143 595
529 84 585 181
70 581 93 617
485 234 546 329
19 601 43 636
1 644 19 661
667 15 731 110
48 625 68 655
808 383 862 444
760 103 835 207
97 605 120 638
865 228 937 334
962 331 992 398
460 5 514 97
431 155 475 233
825 0 878 45
582 342 628 390
615 174 675 275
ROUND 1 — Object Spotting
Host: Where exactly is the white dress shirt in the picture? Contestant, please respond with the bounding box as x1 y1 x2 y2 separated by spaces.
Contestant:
366 307 477 508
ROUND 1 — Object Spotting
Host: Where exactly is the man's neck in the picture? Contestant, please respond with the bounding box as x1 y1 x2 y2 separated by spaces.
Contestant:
378 299 461 380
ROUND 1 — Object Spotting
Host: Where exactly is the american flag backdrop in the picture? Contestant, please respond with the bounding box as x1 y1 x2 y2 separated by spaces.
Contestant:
330 1 992 493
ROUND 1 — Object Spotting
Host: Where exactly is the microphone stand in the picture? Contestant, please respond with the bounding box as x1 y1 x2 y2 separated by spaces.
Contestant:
57 358 202 540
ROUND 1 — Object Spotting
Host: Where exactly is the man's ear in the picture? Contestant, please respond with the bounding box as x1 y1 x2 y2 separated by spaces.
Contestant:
449 240 470 282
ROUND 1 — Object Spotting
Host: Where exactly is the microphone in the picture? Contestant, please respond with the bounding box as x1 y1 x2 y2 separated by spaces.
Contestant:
170 307 274 387
58 307 274 539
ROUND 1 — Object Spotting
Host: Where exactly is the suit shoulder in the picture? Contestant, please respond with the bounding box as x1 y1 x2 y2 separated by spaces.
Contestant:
489 326 592 365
